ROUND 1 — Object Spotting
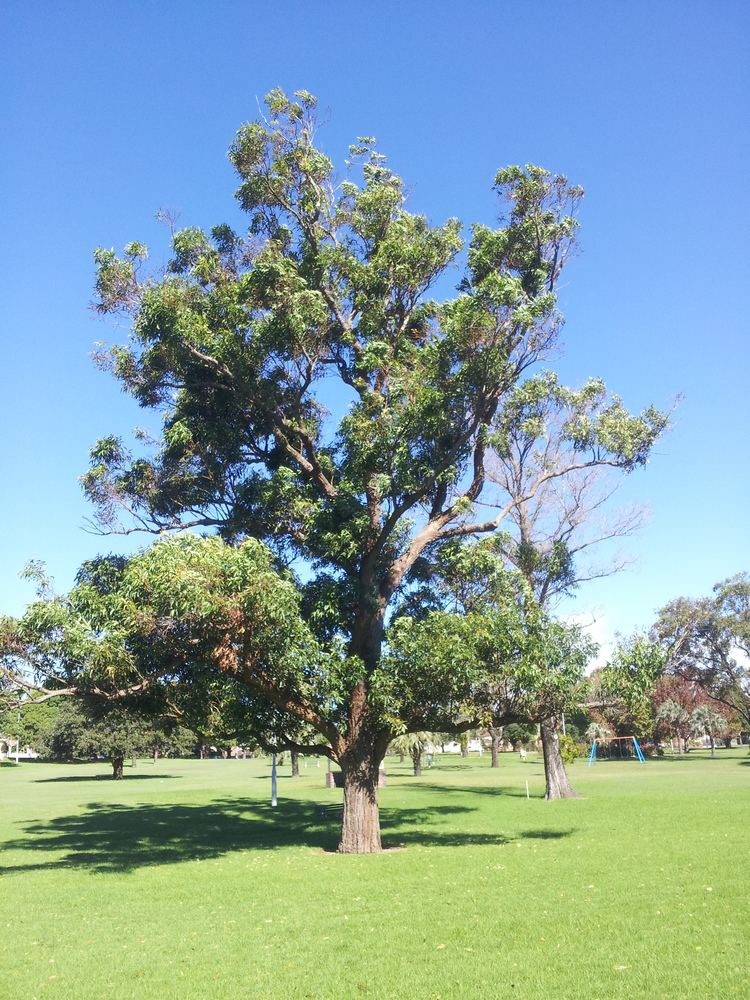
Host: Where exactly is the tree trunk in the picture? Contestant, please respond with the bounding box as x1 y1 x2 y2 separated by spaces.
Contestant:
709 734 715 758
411 746 422 777
291 751 300 777
490 731 501 768
338 750 382 853
131 753 137 768
460 733 469 758
540 716 578 800
112 755 124 780
153 748 159 763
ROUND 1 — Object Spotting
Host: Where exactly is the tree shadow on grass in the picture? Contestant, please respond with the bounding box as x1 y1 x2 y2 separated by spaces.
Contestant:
0 797 575 874
35 774 182 783
412 782 545 799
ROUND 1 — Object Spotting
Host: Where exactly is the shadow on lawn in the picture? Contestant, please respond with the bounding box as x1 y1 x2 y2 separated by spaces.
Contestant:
0 797 574 874
413 782 544 799
35 774 181 783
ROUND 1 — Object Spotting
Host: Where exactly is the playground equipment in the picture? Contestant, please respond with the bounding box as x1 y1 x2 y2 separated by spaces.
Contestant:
587 735 646 765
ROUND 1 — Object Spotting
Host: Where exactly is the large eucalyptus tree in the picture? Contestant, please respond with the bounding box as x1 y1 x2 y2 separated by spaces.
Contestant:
64 89 665 851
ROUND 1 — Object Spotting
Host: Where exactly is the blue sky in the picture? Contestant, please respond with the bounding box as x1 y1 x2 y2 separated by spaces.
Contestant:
1 1 748 653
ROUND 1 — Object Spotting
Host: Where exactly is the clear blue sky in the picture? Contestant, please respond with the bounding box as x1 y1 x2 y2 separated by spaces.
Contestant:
1 1 748 652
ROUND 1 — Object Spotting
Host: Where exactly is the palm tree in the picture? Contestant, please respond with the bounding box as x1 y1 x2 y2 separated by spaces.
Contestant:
585 721 613 744
388 733 442 776
689 705 727 758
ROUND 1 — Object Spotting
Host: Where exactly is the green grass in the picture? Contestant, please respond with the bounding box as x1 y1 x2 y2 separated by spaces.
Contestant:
1 751 748 1000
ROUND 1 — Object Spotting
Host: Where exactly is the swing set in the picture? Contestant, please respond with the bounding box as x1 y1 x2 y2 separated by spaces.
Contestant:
587 735 646 765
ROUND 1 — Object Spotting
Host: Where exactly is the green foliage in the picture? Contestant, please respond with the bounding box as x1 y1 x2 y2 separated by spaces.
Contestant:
0 699 59 755
652 573 750 730
600 635 665 711
586 721 613 743
3 91 666 831
557 733 579 764
689 704 728 743
41 699 197 763
504 722 537 748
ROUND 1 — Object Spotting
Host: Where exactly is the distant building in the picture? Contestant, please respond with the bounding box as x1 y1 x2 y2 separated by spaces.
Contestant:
0 737 38 761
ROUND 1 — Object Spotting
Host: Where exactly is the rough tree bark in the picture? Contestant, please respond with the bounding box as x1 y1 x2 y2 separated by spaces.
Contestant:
338 736 383 854
540 716 578 800
111 755 124 779
335 602 389 853
291 750 300 777
411 746 422 777
490 727 502 768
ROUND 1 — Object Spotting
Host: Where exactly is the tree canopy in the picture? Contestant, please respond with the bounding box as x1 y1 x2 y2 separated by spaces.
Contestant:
3 90 667 852
652 573 750 732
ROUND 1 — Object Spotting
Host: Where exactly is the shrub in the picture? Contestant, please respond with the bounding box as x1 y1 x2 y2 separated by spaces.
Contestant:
558 733 579 764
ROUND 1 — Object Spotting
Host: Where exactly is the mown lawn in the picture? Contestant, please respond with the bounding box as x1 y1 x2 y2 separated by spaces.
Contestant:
1 749 748 999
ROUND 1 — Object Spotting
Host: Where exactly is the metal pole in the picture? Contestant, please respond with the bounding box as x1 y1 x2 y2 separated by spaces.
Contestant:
271 752 278 807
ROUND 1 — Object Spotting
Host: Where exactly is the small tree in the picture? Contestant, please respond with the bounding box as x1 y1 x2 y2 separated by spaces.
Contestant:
585 721 612 743
48 700 155 777
388 732 441 776
656 699 692 754
689 704 728 757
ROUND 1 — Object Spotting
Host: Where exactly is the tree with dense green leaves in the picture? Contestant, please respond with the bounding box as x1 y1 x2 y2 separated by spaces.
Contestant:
44 699 196 777
403 537 601 797
0 699 59 757
4 90 665 852
652 574 750 733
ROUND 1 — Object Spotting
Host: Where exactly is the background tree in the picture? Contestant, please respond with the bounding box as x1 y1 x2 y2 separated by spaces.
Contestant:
46 700 172 778
480 377 666 795
0 699 60 757
652 574 750 732
689 704 729 757
585 720 612 743
388 731 441 776
487 724 505 767
503 722 538 749
655 699 692 754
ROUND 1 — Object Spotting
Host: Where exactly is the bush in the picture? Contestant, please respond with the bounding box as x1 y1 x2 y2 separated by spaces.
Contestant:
558 734 579 764
504 722 537 749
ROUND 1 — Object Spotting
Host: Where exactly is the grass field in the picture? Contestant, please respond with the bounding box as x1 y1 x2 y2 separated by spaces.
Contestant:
1 750 748 1000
